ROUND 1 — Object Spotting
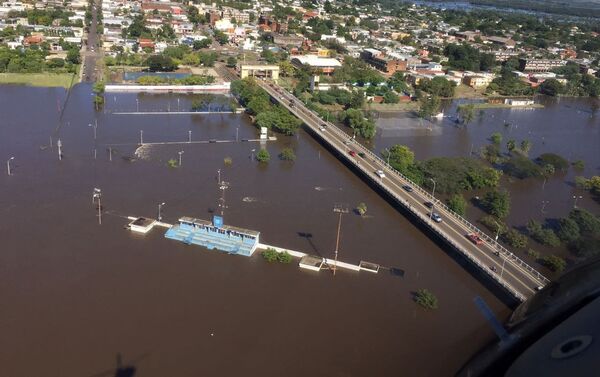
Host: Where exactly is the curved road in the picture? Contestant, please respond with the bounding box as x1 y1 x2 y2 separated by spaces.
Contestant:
256 79 549 301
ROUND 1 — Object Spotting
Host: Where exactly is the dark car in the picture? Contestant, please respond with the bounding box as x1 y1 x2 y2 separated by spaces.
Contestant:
402 185 414 193
358 152 366 158
424 201 434 208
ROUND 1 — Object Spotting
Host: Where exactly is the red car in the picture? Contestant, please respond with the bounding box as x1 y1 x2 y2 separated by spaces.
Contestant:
349 150 357 157
466 233 483 245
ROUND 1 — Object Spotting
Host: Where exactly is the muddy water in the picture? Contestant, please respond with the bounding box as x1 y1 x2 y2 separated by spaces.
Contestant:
1 84 509 377
374 97 600 263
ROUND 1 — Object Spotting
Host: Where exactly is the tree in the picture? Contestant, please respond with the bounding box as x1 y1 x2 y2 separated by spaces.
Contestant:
383 145 414 173
540 78 564 96
527 220 561 247
557 217 581 243
256 149 270 163
193 38 212 50
541 255 566 273
569 208 600 236
226 56 237 68
537 153 569 171
356 202 367 216
66 49 80 64
340 108 376 138
457 104 475 125
214 30 229 45
418 95 441 119
279 147 296 161
447 194 466 216
414 289 438 309
146 55 177 72
502 229 528 249
481 190 510 218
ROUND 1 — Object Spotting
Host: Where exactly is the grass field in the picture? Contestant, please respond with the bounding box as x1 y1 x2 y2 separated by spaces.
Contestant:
0 73 77 88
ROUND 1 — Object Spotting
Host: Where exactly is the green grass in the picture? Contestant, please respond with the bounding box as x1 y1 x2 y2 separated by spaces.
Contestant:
0 73 77 88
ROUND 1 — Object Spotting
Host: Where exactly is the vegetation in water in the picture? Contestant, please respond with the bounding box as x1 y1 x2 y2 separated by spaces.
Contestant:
414 289 438 310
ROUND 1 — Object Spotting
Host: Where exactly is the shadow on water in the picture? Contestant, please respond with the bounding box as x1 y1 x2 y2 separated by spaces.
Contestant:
297 231 322 257
87 353 148 377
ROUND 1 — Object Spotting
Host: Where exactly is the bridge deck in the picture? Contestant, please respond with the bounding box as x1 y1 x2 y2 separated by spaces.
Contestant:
256 79 549 301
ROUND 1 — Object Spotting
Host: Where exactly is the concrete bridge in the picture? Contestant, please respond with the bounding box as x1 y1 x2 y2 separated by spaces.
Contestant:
256 79 550 302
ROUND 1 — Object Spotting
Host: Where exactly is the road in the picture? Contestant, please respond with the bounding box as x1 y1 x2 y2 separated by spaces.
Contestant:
255 79 549 301
81 0 102 83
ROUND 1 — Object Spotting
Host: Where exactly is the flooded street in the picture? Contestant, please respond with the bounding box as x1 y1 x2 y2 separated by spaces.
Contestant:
0 84 513 376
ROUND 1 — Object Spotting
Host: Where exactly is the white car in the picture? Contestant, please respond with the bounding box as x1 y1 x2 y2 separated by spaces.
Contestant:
376 170 385 178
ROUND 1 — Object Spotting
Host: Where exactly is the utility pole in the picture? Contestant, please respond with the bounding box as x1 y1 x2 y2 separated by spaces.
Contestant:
188 130 192 143
93 188 102 225
236 127 239 142
57 139 62 160
217 169 221 184
178 150 184 166
541 200 549 214
332 204 349 276
136 98 139 112
6 156 14 176
218 180 229 217
108 147 112 161
140 130 143 145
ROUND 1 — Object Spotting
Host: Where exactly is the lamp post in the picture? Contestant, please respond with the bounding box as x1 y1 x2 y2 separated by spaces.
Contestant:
188 130 192 143
140 130 143 145
493 220 501 242
429 178 436 220
7 156 14 175
251 148 256 161
158 202 165 221
541 200 549 214
332 204 349 276
136 98 139 112
92 188 102 225
217 169 221 184
178 150 184 166
573 195 583 209
384 148 390 165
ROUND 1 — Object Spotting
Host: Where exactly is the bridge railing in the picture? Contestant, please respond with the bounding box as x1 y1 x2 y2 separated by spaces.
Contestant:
266 84 550 287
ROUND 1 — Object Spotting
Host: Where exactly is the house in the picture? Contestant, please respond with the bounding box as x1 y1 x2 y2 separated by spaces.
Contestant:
360 48 407 74
464 74 494 88
519 58 566 73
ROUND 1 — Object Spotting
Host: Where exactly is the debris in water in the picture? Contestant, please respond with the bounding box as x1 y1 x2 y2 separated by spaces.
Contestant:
242 197 258 203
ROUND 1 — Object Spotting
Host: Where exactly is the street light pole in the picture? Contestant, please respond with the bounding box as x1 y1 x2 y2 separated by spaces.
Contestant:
136 98 139 112
493 220 501 241
93 188 102 225
178 150 184 166
158 202 165 221
429 178 436 220
573 195 583 209
541 200 549 214
140 130 143 145
7 156 14 175
217 169 221 184
188 130 192 143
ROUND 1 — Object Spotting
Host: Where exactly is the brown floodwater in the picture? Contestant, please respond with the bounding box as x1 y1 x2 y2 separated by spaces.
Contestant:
6 84 595 376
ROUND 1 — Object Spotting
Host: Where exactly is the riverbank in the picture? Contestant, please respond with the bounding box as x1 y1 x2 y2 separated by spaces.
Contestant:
469 102 545 109
0 72 77 88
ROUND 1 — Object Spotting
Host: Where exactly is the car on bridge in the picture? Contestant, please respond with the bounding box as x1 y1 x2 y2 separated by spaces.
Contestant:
375 170 385 178
402 185 414 193
430 213 442 223
349 150 357 157
320 124 327 131
424 201 434 208
466 233 484 245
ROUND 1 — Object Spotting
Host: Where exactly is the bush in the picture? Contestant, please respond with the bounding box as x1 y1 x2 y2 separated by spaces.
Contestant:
569 237 600 259
491 132 503 145
541 255 566 273
167 159 178 168
503 156 542 179
356 202 367 216
256 149 270 163
536 153 569 171
261 248 279 262
569 208 600 237
224 157 233 166
572 160 585 171
279 147 296 161
277 251 293 263
480 215 507 234
557 217 581 243
526 248 541 259
447 194 466 216
414 289 438 309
